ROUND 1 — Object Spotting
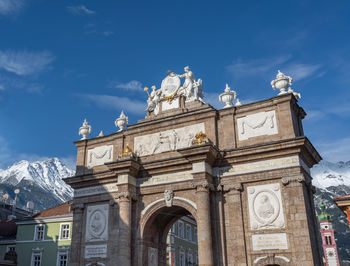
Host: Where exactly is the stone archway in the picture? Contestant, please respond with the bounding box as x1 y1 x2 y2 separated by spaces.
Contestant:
140 198 198 266
255 253 290 266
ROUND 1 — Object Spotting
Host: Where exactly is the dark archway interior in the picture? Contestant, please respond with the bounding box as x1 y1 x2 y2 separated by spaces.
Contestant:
144 206 191 244
142 205 197 266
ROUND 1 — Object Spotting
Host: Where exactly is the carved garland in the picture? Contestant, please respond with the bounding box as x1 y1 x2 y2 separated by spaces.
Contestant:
240 113 275 135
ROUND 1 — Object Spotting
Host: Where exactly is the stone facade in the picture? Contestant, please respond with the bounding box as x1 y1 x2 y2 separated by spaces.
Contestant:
65 93 322 266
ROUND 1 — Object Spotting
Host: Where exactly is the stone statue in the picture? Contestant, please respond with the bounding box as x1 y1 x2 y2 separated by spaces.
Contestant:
146 85 161 114
178 66 204 102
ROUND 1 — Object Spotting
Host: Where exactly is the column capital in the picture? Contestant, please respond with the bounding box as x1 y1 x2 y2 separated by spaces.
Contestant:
116 190 137 201
191 180 214 192
220 182 242 194
281 174 311 186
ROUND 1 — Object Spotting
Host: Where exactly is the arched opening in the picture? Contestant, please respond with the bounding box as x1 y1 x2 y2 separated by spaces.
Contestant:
141 201 198 266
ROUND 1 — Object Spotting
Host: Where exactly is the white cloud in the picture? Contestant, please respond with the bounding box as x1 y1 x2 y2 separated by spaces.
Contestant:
79 94 146 115
283 63 322 81
103 31 114 37
0 0 24 16
227 55 322 82
316 137 350 163
110 80 143 91
0 50 55 76
227 55 291 79
67 5 95 15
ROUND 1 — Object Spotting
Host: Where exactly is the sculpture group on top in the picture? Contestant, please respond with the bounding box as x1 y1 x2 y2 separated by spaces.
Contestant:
78 68 301 141
145 66 204 115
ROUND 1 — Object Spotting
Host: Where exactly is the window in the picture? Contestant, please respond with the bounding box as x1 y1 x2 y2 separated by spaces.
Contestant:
34 225 45 241
172 223 176 234
56 247 69 266
186 224 192 241
194 227 197 242
179 249 185 266
188 252 193 265
31 249 43 266
178 221 184 239
57 253 68 266
325 236 329 245
329 236 332 245
60 223 70 240
6 246 15 252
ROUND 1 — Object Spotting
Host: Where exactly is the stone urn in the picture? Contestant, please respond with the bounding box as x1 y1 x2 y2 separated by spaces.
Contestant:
219 84 237 108
79 119 92 140
271 70 292 95
115 110 128 132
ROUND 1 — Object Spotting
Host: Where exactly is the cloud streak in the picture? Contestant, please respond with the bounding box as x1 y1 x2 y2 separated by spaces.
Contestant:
227 55 323 82
0 0 24 16
79 94 146 115
67 5 95 15
109 80 143 91
0 50 55 76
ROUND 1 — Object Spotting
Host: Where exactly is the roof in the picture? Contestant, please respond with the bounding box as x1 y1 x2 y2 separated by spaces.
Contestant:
334 194 350 202
31 200 73 219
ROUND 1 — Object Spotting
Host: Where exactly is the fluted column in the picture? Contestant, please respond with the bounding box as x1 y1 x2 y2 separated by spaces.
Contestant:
193 181 214 266
117 191 133 266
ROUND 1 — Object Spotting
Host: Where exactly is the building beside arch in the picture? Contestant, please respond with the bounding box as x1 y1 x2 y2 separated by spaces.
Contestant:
65 68 322 265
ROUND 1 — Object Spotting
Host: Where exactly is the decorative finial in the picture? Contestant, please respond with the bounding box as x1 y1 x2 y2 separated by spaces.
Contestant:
271 70 300 99
115 110 128 132
98 130 104 137
79 119 92 140
235 98 242 106
219 84 237 108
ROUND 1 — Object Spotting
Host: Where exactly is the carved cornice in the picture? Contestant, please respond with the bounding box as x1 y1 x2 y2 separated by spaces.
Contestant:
106 157 141 177
178 143 219 166
191 180 214 192
70 203 84 212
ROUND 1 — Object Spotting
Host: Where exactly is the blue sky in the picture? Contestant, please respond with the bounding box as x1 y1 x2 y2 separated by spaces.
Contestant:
0 0 349 169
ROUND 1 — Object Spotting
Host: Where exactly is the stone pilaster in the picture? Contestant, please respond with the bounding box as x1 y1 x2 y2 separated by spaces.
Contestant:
116 190 136 266
69 203 84 266
222 183 247 266
192 180 214 266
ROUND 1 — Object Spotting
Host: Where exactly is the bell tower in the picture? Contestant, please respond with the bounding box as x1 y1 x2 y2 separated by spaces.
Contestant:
318 202 340 266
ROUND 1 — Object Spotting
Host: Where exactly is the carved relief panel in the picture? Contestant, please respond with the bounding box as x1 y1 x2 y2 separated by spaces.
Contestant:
85 204 109 242
87 145 113 168
134 123 205 156
247 183 285 230
237 110 278 141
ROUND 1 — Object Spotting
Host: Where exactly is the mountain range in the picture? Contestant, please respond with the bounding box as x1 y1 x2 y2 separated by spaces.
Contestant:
0 158 349 262
0 158 74 211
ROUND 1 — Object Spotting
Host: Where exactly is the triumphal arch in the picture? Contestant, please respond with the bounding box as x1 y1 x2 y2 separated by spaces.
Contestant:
65 67 322 266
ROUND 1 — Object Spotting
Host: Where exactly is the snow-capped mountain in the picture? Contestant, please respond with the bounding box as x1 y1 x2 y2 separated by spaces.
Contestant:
0 158 74 211
311 160 350 263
